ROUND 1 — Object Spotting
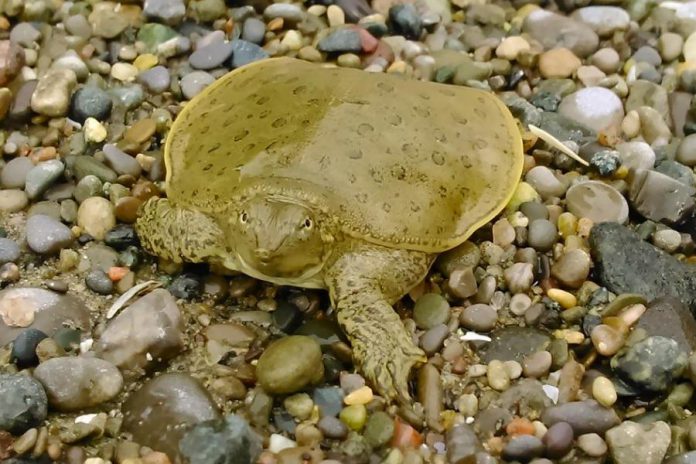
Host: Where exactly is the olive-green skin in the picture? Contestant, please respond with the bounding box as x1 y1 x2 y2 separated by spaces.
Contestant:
135 57 523 402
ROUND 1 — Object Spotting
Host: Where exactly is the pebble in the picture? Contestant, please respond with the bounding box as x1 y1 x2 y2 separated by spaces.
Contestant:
0 374 47 434
653 228 682 253
627 169 695 226
538 48 582 78
95 289 183 375
677 133 696 166
242 17 266 44
180 414 262 464
123 373 221 461
77 197 115 240
52 51 88 81
414 293 450 329
318 416 348 439
510 293 532 316
616 141 655 170
25 159 64 200
496 36 530 60
611 335 687 393
1 157 33 189
571 7 630 36
606 421 671 464
33 356 123 411
11 328 48 367
592 376 617 407
256 336 324 394
25 214 74 255
229 40 270 68
551 249 591 288
138 66 171 94
543 421 574 459
180 71 216 100
502 435 545 461
0 40 24 86
390 4 422 40
523 351 552 378
659 32 683 62
528 219 557 252
487 360 510 391
558 87 624 133
189 41 234 70
447 424 483 463
525 166 566 199
504 262 534 293
85 269 113 295
565 181 629 224
0 237 20 263
318 29 363 53
577 433 607 457
460 304 497 332
84 118 107 143
144 0 186 25
30 68 77 117
364 411 394 447
264 4 306 23
103 144 142 177
542 400 620 435
10 23 41 47
591 48 620 73
523 10 598 57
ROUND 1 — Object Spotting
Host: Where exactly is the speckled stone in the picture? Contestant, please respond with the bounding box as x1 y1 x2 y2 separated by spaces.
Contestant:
558 87 624 132
611 336 687 393
606 421 671 464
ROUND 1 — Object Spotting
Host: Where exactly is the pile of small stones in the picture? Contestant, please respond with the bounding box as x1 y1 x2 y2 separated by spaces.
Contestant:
1 0 696 463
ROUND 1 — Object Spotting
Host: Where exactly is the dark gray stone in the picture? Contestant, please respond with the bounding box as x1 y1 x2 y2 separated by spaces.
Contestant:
179 414 262 464
317 28 362 53
542 400 620 435
479 327 551 363
611 335 687 393
589 222 696 311
0 373 48 434
11 328 48 367
69 86 113 123
389 4 422 40
637 296 696 353
502 435 545 461
337 0 373 22
627 169 696 227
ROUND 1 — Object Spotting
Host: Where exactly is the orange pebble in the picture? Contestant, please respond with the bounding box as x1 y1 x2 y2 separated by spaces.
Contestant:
108 267 129 282
391 417 423 449
506 417 535 437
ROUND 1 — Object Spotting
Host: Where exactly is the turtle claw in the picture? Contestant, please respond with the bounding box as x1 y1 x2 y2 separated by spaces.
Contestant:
357 336 426 403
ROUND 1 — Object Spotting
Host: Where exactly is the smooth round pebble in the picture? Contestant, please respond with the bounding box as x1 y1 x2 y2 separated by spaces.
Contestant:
11 328 48 367
25 214 74 255
256 336 324 394
577 433 608 457
528 219 557 251
523 351 552 378
77 197 116 240
85 269 113 295
592 376 617 407
180 71 216 100
460 304 497 332
414 293 450 329
565 181 629 224
543 421 574 458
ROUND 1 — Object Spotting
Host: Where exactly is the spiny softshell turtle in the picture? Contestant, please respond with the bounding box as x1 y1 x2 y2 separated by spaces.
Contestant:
135 57 524 402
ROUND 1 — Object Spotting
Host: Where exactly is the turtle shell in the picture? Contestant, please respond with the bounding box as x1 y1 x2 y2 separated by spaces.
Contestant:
165 57 523 253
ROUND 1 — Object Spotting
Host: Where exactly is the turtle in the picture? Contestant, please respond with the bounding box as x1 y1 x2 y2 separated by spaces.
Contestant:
135 57 524 402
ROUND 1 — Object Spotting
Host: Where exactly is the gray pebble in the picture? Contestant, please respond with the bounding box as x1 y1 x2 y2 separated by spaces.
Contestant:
420 324 449 355
1 156 33 189
103 144 142 177
318 29 362 53
69 86 113 123
25 159 64 200
33 356 123 411
577 433 607 457
525 166 566 199
229 39 269 69
189 41 234 70
85 269 113 295
0 189 28 212
144 0 186 25
544 421 574 458
242 17 266 44
25 214 73 255
74 175 103 204
502 435 545 461
542 400 620 435
0 374 47 434
65 15 93 39
263 3 306 22
528 219 557 252
180 71 215 100
0 237 20 263
460 304 497 332
522 350 552 378
110 84 145 109
520 201 548 221
318 415 348 439
137 66 171 94
10 23 41 47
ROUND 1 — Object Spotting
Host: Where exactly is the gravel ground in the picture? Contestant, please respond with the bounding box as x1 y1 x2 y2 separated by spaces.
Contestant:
1 0 696 463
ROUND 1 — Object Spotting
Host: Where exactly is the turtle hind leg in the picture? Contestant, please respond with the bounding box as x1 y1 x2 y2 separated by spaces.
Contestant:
135 197 225 264
325 242 434 403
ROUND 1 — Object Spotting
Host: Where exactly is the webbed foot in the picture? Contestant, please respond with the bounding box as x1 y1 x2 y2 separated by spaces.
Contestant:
354 327 427 403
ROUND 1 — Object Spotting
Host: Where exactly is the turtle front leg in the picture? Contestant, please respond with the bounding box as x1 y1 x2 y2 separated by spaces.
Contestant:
135 197 227 265
325 242 435 403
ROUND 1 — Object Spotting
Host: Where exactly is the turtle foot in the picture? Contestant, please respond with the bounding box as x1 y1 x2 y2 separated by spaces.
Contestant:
354 328 426 404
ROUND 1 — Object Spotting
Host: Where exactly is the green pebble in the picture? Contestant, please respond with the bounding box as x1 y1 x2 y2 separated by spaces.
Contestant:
364 411 394 447
413 293 450 329
284 393 314 420
136 23 179 53
339 404 367 431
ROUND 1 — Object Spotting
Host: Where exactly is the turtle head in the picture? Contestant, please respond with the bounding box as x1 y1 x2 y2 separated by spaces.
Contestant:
227 195 333 279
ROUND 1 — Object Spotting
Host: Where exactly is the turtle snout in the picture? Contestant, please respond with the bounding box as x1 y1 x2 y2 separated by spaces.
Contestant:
255 248 272 263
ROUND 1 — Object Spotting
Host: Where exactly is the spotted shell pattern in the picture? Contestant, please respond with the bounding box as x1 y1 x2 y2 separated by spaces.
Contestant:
165 57 524 253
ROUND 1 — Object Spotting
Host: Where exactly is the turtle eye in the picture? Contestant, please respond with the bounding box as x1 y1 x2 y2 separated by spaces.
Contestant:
303 218 313 229
240 211 249 224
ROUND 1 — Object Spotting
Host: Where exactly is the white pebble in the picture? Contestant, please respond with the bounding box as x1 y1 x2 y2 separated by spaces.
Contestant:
111 62 139 82
269 434 296 453
83 117 107 143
